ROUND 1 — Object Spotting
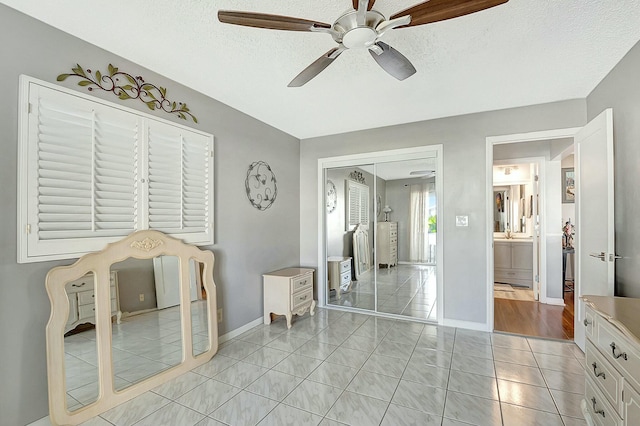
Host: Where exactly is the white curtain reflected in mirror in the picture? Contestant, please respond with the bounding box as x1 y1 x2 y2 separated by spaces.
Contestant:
110 257 184 391
63 273 99 411
191 261 210 356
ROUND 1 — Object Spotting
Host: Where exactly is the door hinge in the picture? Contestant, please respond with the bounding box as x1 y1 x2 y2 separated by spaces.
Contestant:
534 175 539 182
26 224 31 234
609 254 622 262
535 274 539 283
28 103 32 114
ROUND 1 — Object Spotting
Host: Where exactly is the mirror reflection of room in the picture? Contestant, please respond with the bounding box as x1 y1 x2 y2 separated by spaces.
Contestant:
62 256 208 409
325 158 438 321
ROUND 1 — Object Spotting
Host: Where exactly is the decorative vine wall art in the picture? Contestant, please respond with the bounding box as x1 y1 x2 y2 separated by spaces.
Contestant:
57 63 197 123
245 161 278 211
349 170 366 184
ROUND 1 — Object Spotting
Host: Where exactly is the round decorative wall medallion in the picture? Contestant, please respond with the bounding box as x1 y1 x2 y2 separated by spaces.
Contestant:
245 161 277 211
326 180 337 213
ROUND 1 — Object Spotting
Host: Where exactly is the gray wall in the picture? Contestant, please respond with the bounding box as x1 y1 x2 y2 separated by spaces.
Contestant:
0 5 300 425
113 258 157 313
587 39 640 298
300 100 587 325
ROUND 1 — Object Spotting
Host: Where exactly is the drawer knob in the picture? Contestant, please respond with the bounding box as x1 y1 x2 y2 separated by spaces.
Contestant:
583 318 591 327
591 362 606 379
610 342 628 360
591 397 606 418
301 295 308 301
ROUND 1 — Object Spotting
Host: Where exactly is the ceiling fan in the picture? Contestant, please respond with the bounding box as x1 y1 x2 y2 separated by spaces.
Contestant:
218 0 508 87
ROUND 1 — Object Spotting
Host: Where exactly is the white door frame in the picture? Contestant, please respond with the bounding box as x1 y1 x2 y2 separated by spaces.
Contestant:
317 145 444 324
486 128 581 332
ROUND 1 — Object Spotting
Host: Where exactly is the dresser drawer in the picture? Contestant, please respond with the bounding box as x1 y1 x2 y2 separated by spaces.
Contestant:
585 378 623 426
339 260 351 273
291 289 313 311
596 320 640 392
586 340 623 414
77 290 95 306
292 274 313 293
65 276 94 294
78 303 96 320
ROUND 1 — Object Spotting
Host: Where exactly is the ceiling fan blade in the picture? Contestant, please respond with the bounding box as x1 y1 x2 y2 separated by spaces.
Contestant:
352 0 376 11
288 47 345 87
390 0 508 28
218 10 332 31
368 42 416 81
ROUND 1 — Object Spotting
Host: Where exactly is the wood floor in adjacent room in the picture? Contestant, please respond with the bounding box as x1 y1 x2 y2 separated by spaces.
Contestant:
494 286 575 340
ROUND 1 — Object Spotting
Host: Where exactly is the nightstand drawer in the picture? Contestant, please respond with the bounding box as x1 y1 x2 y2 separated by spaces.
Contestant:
339 271 351 286
292 274 313 293
77 290 95 306
339 260 351 273
291 289 313 311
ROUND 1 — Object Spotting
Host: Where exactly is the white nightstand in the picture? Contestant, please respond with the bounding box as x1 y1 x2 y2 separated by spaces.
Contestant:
263 268 316 329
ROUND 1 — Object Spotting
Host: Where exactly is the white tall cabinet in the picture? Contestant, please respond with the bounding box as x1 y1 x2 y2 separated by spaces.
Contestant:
376 222 398 267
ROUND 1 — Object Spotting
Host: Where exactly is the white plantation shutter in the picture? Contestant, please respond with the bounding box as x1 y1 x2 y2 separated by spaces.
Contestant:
148 122 183 231
147 121 212 243
19 77 213 263
93 111 139 236
181 131 210 236
345 180 369 231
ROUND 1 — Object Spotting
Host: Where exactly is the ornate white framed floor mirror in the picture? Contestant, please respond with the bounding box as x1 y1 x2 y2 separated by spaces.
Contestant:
318 145 444 324
45 230 218 425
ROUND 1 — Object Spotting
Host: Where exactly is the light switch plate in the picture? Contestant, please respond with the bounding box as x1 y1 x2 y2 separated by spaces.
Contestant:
456 215 469 227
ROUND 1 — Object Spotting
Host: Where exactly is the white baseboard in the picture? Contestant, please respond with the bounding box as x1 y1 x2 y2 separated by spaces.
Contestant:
27 416 50 426
443 318 491 332
543 297 566 306
219 317 263 344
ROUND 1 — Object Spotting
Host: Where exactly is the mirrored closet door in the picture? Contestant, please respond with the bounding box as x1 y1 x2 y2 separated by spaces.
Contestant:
322 149 442 323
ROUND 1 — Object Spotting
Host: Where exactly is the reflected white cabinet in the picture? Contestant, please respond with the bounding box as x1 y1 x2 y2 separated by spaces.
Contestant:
582 296 640 426
263 268 316 329
494 240 533 287
328 256 351 299
65 271 120 333
377 222 398 267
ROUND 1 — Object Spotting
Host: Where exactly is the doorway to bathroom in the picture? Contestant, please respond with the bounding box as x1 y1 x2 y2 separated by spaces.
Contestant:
487 135 576 341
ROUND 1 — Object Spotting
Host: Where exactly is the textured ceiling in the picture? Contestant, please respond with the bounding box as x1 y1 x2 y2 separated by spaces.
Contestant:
3 0 640 139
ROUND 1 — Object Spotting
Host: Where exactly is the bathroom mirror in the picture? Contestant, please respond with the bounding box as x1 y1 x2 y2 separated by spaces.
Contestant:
46 230 218 426
493 184 532 235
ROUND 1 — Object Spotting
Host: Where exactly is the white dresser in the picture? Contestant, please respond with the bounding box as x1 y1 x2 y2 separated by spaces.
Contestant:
376 222 398 267
328 256 351 299
263 268 316 329
581 296 640 425
494 239 533 287
65 271 120 333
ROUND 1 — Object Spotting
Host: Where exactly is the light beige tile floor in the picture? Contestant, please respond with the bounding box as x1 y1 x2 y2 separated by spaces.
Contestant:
70 306 588 425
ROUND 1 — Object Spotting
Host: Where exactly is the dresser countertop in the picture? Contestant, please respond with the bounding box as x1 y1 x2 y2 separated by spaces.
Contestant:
582 295 640 345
